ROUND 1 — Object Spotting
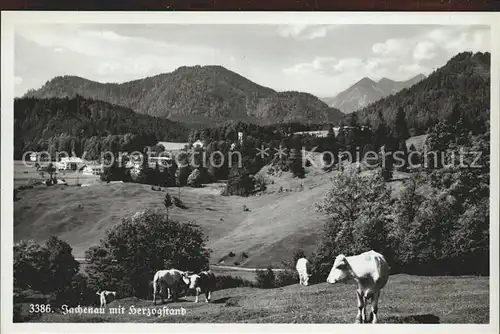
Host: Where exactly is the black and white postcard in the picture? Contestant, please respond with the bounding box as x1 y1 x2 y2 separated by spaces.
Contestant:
1 11 498 334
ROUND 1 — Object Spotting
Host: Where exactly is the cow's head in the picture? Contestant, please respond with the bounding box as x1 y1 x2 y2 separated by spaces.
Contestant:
326 254 351 284
183 273 202 292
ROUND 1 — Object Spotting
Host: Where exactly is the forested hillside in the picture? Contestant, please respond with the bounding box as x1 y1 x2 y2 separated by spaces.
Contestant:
14 96 189 159
23 65 344 126
354 52 490 137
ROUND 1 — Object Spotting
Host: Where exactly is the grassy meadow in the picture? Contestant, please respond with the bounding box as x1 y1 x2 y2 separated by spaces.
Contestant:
32 275 489 323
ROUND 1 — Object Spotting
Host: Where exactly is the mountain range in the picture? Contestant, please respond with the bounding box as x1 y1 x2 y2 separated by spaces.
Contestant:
354 52 490 136
23 65 344 126
322 74 426 114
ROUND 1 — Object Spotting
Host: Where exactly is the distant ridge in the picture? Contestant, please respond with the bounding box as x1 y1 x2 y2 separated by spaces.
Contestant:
24 65 344 126
322 74 426 114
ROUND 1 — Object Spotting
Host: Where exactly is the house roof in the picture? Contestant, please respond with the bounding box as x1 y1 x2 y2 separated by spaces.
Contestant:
156 142 188 151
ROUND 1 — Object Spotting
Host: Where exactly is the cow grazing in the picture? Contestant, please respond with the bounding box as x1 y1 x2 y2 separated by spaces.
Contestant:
326 250 389 324
96 290 117 307
182 270 216 303
296 257 312 286
152 269 188 305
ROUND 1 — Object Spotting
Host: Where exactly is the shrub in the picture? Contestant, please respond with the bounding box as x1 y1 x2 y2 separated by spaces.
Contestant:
223 165 255 197
288 148 305 178
84 209 211 298
187 168 202 188
55 273 96 307
254 174 268 192
14 237 79 294
173 196 188 209
292 250 306 264
215 275 255 291
275 270 299 287
101 160 129 183
255 267 275 289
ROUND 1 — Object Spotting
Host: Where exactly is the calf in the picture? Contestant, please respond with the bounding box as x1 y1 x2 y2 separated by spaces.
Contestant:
182 270 216 303
326 250 389 324
152 269 188 305
295 257 312 286
96 290 117 308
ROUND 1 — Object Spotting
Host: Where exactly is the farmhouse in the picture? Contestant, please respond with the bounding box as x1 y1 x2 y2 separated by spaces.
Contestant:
293 126 371 138
56 157 84 171
82 165 103 175
293 130 329 138
156 141 188 152
192 139 204 149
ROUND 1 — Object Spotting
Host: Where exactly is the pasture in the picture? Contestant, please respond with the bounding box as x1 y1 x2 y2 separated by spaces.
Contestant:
14 160 100 188
14 158 419 268
34 274 489 323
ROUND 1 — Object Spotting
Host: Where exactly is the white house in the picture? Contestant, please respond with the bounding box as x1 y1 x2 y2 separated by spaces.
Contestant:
192 140 204 149
57 157 84 170
293 130 329 138
82 165 103 175
156 141 188 152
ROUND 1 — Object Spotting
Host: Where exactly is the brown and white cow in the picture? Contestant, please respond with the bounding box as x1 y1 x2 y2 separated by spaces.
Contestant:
326 250 389 324
296 257 312 286
152 269 188 305
96 290 117 308
182 270 216 303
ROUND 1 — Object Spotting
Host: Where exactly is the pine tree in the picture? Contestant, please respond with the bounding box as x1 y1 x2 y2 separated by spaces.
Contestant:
394 107 410 141
163 193 173 220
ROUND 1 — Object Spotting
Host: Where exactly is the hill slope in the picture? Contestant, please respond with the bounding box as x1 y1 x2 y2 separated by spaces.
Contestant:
23 65 344 126
354 52 490 136
14 96 190 158
322 74 425 114
13 176 331 267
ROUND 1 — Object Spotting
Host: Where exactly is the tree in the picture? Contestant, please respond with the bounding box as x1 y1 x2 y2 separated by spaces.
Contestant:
163 193 173 220
313 167 392 278
223 164 255 197
45 236 80 294
288 148 305 178
187 168 202 187
394 107 410 141
14 240 50 292
100 158 127 183
47 163 56 184
84 209 211 298
255 267 276 289
13 238 79 295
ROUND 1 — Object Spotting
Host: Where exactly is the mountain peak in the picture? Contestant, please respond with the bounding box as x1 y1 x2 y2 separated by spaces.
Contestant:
23 65 343 126
324 73 429 114
356 77 376 86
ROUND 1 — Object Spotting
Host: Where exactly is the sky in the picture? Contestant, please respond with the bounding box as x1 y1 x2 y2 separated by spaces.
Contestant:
14 24 490 98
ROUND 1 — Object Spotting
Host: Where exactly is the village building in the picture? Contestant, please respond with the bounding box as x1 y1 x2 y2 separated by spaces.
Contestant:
56 157 84 171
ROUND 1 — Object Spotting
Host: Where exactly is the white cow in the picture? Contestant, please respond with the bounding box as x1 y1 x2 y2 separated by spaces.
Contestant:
326 250 389 324
96 290 117 307
152 269 188 305
296 257 312 286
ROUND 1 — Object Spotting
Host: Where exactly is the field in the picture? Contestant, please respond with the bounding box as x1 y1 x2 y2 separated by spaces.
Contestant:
33 275 489 323
14 157 421 267
12 151 490 325
14 160 100 188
